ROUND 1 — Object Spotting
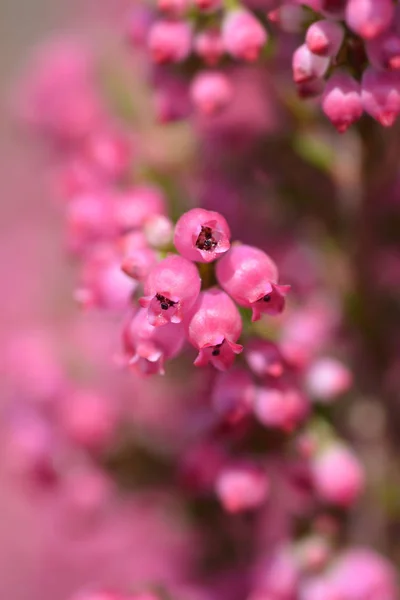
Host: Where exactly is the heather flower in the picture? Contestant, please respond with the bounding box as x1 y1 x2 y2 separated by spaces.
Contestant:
222 9 268 62
311 443 365 507
346 0 394 40
211 368 255 422
174 208 231 263
123 308 186 375
190 71 233 116
305 357 352 402
66 191 115 254
216 244 290 321
75 247 136 310
185 288 243 370
148 20 192 64
144 214 174 249
120 234 158 281
245 338 286 378
140 254 201 326
254 384 310 432
114 185 166 233
193 0 221 13
305 20 344 57
292 44 330 84
81 128 132 180
362 67 400 126
194 29 224 66
322 71 363 133
366 31 400 70
215 463 269 512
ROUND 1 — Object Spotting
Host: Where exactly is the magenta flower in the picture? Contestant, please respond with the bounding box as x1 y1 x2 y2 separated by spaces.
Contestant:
305 20 344 57
185 288 243 370
292 44 330 84
190 71 233 116
361 67 400 126
216 244 290 321
345 0 394 40
194 28 224 66
322 71 363 133
305 357 353 402
140 254 201 326
215 463 269 513
254 384 310 432
311 443 365 507
148 20 192 64
222 9 268 62
211 368 255 422
245 338 286 378
123 308 186 375
174 208 231 263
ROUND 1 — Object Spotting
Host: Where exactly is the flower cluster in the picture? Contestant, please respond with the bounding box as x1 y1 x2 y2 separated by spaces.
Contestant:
127 0 400 130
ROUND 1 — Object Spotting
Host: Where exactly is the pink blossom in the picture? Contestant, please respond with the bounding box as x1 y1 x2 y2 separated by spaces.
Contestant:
311 443 365 507
123 308 186 375
362 67 400 126
148 20 192 64
211 368 255 422
245 338 286 378
322 71 363 133
305 357 353 402
305 20 344 57
215 464 269 512
140 254 201 326
366 31 400 70
216 244 290 321
194 29 224 66
222 9 268 62
190 71 233 116
292 44 330 84
346 0 394 40
174 208 231 263
254 384 310 432
113 185 166 233
185 288 243 370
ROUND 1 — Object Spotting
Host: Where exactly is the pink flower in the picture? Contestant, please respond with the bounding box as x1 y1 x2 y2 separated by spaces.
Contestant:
120 235 158 282
322 71 363 133
254 384 310 431
113 185 166 233
66 191 115 255
305 20 344 57
362 67 400 126
185 288 243 370
245 338 286 378
193 0 221 13
148 20 192 64
123 308 186 375
190 71 233 116
81 128 132 181
366 31 400 70
194 29 224 66
292 44 330 84
157 0 190 16
305 357 353 402
216 244 290 321
311 443 365 507
140 254 201 326
346 0 394 40
215 464 269 512
174 208 231 263
75 246 136 310
211 368 255 422
222 9 268 62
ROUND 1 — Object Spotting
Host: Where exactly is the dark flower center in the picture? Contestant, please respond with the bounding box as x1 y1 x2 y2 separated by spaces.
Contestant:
212 342 223 356
263 294 271 302
196 226 218 252
156 293 176 311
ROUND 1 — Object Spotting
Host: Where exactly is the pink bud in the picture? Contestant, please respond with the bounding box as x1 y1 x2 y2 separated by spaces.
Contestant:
113 185 166 233
194 29 224 66
306 20 344 57
140 254 201 326
190 71 233 115
312 443 365 507
185 288 243 371
59 389 117 452
215 464 269 512
254 385 309 431
148 20 192 64
222 9 268 62
362 67 400 126
66 191 114 254
82 128 132 180
174 208 231 263
322 71 363 133
211 368 255 422
216 244 290 322
120 234 158 281
245 339 286 378
366 31 400 70
292 44 330 84
123 308 185 375
346 0 394 40
305 357 352 402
